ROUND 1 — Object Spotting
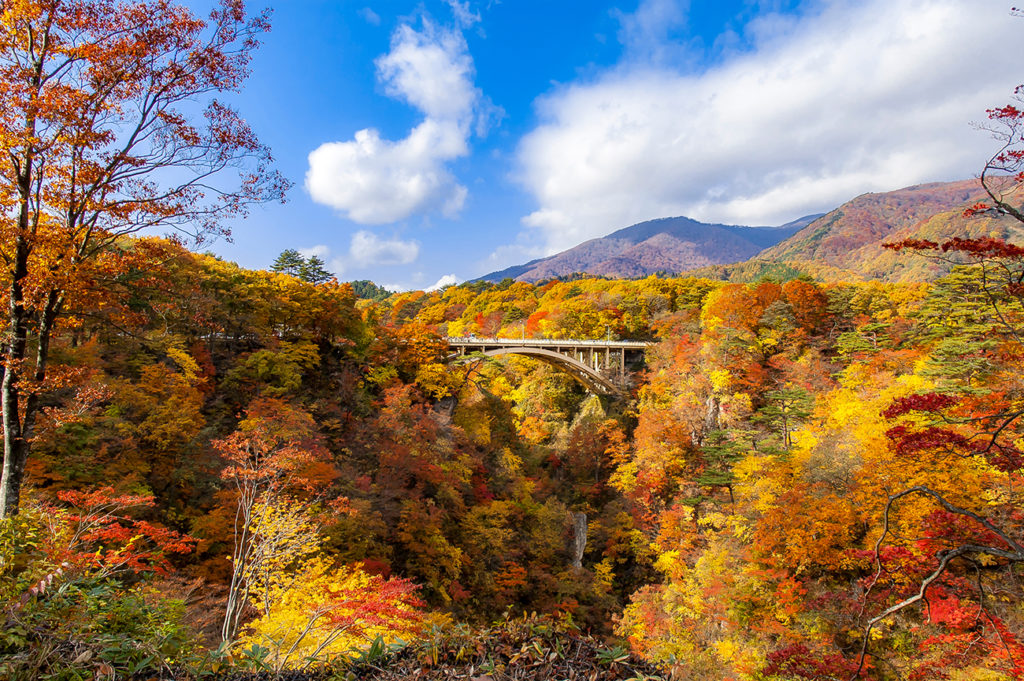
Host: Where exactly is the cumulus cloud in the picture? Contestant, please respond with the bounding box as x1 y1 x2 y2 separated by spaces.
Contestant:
426 273 461 291
298 244 330 260
306 13 493 224
514 0 1024 254
349 230 420 266
294 231 420 279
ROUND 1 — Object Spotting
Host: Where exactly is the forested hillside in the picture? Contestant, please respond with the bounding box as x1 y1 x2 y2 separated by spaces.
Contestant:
4 233 1024 679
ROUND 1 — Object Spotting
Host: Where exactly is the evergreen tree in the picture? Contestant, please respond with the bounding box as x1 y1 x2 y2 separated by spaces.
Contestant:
299 255 333 285
271 249 306 278
271 250 333 285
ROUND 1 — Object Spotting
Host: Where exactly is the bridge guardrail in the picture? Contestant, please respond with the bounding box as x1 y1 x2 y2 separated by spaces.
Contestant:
445 337 651 348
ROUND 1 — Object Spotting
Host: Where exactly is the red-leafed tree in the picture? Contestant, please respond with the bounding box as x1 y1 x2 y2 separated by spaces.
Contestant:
11 486 192 614
0 0 288 518
47 487 193 579
968 75 1024 224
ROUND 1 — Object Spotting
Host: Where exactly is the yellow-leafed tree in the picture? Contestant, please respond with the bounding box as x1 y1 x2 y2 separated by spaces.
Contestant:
239 555 423 672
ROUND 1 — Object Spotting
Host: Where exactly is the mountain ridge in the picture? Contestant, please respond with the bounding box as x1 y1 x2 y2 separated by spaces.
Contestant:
745 179 1024 282
479 214 821 283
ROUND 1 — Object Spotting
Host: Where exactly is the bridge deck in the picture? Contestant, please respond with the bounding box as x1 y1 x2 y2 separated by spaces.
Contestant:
446 337 651 349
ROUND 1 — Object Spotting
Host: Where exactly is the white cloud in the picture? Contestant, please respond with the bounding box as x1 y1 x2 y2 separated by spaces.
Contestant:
379 282 411 292
443 0 481 29
293 231 419 279
612 0 689 65
358 7 381 25
377 23 479 121
349 230 420 265
298 244 330 259
426 273 461 291
306 17 492 224
307 122 468 224
513 0 1024 254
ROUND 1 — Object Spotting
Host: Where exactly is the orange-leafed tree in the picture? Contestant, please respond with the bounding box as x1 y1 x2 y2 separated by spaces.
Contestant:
0 0 287 517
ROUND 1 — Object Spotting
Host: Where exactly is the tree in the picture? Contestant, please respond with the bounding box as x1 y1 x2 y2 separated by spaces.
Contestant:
270 249 307 278
300 255 332 285
848 240 1024 677
0 0 287 517
215 397 333 644
970 83 1024 224
754 387 813 450
237 556 423 672
350 279 392 303
270 250 333 285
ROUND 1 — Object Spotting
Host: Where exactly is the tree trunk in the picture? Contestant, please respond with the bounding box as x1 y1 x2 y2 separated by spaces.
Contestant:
0 76 40 517
0 237 31 518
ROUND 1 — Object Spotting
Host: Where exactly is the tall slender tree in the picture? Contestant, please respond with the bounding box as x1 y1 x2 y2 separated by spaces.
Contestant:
0 0 287 516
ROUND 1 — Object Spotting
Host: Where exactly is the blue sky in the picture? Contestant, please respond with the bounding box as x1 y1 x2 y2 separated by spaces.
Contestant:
195 0 1024 290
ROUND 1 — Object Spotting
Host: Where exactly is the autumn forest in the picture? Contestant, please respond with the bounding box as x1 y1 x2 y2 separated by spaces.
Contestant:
3 2 1024 681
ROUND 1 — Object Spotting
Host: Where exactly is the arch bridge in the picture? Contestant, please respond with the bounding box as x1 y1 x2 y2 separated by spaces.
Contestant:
445 337 651 396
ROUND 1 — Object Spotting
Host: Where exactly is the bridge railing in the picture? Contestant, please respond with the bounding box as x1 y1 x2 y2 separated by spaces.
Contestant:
445 336 651 348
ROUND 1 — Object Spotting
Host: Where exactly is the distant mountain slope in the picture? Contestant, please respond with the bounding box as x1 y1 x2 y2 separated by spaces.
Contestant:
749 179 1024 282
480 214 820 283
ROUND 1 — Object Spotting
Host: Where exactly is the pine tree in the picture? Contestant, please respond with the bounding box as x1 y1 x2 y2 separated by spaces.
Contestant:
270 249 306 278
299 256 333 285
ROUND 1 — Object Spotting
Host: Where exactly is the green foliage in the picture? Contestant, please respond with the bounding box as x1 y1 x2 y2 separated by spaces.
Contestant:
333 615 668 680
694 431 745 495
753 387 813 449
301 256 333 285
272 249 333 284
0 577 198 681
350 279 393 302
270 248 306 277
689 259 814 284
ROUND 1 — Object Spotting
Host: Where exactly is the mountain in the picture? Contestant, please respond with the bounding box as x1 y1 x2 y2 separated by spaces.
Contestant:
481 179 1024 286
479 214 821 283
729 179 1024 282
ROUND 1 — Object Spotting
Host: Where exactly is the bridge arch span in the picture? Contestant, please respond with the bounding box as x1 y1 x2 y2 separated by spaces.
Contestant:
445 337 649 397
471 347 620 396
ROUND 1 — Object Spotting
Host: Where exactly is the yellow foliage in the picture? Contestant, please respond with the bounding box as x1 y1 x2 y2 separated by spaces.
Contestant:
497 447 522 477
239 556 421 670
709 369 732 392
609 459 639 495
165 346 202 384
414 362 454 399
734 453 787 516
593 559 615 596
